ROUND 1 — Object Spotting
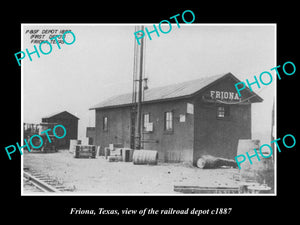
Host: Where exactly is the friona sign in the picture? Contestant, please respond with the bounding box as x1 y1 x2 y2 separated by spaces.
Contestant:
210 91 240 101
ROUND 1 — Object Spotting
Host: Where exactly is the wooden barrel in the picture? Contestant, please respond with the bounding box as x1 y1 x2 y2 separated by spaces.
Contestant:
69 140 81 153
132 150 158 165
197 155 214 168
237 139 274 189
197 155 237 169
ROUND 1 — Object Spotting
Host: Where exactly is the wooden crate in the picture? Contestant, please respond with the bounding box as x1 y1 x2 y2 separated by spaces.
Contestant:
74 145 96 158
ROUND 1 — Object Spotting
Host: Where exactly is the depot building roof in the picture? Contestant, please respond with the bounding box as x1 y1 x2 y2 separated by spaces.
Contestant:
89 72 263 110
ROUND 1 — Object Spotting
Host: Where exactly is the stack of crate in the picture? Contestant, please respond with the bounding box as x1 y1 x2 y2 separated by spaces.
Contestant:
74 145 96 158
107 148 122 162
105 144 133 162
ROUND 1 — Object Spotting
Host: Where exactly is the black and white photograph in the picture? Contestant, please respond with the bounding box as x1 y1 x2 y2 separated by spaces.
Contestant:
2 4 300 221
21 24 276 195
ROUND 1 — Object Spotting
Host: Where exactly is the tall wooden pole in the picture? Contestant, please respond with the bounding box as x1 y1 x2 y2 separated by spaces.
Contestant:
136 25 144 150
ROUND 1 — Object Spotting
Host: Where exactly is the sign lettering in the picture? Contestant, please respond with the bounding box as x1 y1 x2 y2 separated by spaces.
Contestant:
210 91 240 101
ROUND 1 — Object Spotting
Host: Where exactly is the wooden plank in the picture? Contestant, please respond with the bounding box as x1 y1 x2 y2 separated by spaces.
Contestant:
174 185 240 194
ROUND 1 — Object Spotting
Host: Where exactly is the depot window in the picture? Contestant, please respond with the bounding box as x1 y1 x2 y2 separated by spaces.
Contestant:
164 111 173 131
143 113 150 131
217 106 229 119
103 116 108 131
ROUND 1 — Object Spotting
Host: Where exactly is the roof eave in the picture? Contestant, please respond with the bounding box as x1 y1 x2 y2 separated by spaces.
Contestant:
89 94 195 111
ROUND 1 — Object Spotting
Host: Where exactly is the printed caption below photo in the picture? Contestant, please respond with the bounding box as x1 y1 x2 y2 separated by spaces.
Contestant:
70 207 232 216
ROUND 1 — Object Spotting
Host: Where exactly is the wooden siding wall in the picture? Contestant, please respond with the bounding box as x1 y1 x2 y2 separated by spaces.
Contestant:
45 117 78 149
141 100 194 163
95 99 194 163
193 77 252 164
95 107 132 149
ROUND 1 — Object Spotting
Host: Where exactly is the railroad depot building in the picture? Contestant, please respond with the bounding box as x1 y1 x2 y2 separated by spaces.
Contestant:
90 73 263 164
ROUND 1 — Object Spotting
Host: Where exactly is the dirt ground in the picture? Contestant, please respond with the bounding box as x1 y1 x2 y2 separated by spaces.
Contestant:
23 150 240 194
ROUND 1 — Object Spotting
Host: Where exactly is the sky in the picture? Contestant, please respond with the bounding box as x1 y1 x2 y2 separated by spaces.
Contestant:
22 24 276 145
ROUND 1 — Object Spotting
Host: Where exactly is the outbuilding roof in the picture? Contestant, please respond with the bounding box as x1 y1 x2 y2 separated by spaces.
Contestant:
89 72 263 110
42 111 79 120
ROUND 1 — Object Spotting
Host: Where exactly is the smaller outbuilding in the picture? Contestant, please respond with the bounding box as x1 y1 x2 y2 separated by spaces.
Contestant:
41 111 79 149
